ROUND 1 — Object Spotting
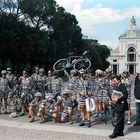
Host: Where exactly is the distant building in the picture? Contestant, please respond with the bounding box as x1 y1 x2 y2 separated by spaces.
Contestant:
107 16 140 74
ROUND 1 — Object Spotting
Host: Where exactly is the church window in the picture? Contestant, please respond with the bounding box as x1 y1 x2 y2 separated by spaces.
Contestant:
113 59 117 62
127 47 136 62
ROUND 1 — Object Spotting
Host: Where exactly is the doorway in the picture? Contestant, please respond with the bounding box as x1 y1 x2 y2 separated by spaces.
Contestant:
128 64 135 74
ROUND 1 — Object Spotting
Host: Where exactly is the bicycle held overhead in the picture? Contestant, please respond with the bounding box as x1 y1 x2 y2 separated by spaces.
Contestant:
53 50 91 72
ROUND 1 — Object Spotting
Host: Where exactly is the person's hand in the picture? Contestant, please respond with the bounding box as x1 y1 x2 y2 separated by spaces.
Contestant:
111 96 118 102
28 87 32 93
15 84 19 89
79 93 85 97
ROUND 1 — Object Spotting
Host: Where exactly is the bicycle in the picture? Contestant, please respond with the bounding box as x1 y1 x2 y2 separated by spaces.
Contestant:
99 91 117 127
108 101 117 127
107 92 117 127
53 51 91 72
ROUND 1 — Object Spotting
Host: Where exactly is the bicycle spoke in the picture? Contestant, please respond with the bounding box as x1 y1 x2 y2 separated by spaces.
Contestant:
53 59 67 71
74 59 91 72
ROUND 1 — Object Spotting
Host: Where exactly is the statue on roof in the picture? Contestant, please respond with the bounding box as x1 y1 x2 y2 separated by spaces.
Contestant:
129 16 136 30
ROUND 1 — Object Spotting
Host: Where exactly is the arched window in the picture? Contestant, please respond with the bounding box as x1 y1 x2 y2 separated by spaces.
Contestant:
127 47 136 62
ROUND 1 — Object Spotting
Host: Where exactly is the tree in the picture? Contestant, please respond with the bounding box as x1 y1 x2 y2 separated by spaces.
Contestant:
19 0 57 29
0 0 111 73
82 39 110 71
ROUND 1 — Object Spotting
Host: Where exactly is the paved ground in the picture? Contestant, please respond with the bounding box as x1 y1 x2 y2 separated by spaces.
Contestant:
0 118 140 140
0 110 140 140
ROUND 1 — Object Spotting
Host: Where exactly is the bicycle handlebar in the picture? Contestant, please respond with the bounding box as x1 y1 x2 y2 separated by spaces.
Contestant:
82 50 89 55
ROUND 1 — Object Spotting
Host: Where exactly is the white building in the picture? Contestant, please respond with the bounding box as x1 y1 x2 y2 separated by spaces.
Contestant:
107 16 140 74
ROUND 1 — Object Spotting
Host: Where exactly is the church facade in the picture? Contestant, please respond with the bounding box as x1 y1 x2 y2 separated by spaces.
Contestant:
107 16 140 74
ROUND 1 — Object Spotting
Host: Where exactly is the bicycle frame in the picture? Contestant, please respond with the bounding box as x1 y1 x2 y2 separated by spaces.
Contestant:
53 51 91 72
65 54 84 68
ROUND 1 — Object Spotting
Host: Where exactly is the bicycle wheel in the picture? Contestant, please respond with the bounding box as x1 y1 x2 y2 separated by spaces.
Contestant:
53 59 68 71
111 109 117 127
73 58 91 72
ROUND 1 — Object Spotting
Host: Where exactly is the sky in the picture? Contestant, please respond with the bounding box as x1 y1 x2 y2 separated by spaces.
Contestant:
55 0 140 49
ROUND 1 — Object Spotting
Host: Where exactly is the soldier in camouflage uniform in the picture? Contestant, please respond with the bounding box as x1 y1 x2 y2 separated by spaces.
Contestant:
64 69 78 94
39 93 60 123
6 67 19 115
77 70 90 126
31 67 39 95
28 92 42 123
87 69 95 98
101 68 113 120
103 68 114 98
94 69 104 117
59 90 74 124
17 69 32 116
86 69 95 127
0 70 12 114
122 69 132 125
46 70 53 93
35 68 47 99
64 69 78 109
6 67 17 89
50 71 64 100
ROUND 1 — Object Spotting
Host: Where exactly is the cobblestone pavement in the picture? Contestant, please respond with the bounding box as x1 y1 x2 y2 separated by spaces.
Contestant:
0 113 140 140
0 112 135 130
0 125 111 140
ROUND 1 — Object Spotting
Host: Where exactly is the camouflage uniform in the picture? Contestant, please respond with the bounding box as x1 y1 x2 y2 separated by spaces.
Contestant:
61 96 73 119
86 76 95 112
46 76 53 93
94 77 104 101
31 73 38 95
45 100 57 118
77 78 89 107
0 70 11 113
67 77 78 96
0 76 11 98
18 74 33 115
35 74 47 98
121 76 132 104
6 73 16 89
102 75 114 102
64 69 78 108
6 71 18 114
29 97 42 114
18 75 32 94
50 76 64 100
87 76 95 97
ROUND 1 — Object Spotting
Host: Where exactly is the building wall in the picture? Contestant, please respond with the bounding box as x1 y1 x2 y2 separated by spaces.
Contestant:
108 17 140 74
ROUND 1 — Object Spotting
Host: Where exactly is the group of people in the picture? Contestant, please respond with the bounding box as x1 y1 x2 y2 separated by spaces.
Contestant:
0 66 140 138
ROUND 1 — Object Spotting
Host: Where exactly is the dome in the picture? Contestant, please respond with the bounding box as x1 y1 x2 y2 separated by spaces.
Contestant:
119 33 127 39
119 28 140 39
119 16 140 39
